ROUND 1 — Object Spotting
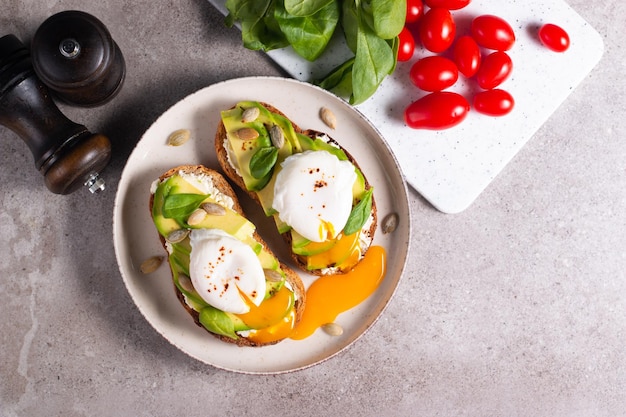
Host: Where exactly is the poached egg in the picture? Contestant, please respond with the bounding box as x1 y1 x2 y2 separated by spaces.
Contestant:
189 228 265 314
273 150 357 243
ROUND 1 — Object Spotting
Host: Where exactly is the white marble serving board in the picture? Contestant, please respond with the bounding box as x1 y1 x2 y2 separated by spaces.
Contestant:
209 0 603 213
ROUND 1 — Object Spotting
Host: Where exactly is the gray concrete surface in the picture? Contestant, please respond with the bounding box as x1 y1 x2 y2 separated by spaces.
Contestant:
1 1 625 416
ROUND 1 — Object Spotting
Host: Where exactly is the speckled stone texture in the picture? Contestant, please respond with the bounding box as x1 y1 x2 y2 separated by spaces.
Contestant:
1 1 625 416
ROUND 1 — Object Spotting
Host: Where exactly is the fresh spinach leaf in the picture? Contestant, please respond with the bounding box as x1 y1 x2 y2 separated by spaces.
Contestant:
284 0 334 16
341 0 359 53
162 194 207 219
249 146 279 179
226 0 288 51
362 0 406 40
225 0 269 24
316 57 354 97
351 24 395 104
343 188 374 236
199 306 238 340
275 0 339 61
224 0 401 104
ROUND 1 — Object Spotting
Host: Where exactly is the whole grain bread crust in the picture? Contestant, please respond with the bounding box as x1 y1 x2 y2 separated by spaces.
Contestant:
214 102 377 275
150 165 305 347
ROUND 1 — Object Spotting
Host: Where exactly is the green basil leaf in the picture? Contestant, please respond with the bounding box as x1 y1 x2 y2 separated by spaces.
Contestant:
275 0 339 61
249 146 279 179
199 306 238 340
162 193 207 219
351 24 395 104
284 0 334 16
343 188 373 236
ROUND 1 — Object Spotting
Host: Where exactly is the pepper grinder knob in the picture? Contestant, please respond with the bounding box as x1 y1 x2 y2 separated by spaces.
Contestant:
31 10 125 107
0 34 111 194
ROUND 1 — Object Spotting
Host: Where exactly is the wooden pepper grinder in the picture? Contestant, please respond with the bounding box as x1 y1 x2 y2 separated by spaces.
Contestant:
0 34 111 194
31 10 126 106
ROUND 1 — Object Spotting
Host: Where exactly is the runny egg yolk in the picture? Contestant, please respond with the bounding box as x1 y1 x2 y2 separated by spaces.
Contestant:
290 245 387 340
235 285 297 344
306 229 361 272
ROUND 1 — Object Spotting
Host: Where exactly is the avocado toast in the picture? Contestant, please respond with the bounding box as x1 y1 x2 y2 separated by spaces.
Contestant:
150 165 305 346
214 101 377 276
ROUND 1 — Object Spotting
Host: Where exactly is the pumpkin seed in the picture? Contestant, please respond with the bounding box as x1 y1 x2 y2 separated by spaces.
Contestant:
269 124 285 149
166 129 191 146
187 208 207 226
200 202 226 216
178 273 195 293
382 212 399 234
140 256 163 274
321 322 343 336
320 107 337 129
264 269 283 283
236 127 259 140
166 229 189 244
241 107 260 123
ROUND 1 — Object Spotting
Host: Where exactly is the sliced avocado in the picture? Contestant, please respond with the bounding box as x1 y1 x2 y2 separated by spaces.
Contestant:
224 102 296 214
191 205 256 241
221 106 272 192
256 246 279 270
290 230 311 249
290 229 338 256
273 213 291 234
152 178 182 237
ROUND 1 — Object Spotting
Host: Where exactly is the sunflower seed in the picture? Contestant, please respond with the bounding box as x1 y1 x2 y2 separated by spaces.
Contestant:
166 129 191 146
236 127 259 140
200 202 226 216
320 107 337 129
321 322 343 336
187 208 207 226
178 273 195 293
269 124 285 149
264 269 283 283
382 212 399 234
241 107 260 123
140 256 163 274
166 229 189 244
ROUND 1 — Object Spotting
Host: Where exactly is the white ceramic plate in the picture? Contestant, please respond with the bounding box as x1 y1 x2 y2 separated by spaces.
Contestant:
113 76 411 374
209 0 604 213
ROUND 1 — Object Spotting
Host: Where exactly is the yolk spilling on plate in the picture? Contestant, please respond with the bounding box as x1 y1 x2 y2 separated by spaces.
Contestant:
290 245 387 340
236 285 296 344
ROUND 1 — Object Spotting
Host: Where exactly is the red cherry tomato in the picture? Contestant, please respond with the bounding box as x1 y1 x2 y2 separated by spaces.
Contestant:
476 51 512 89
471 14 516 51
538 23 570 52
404 92 470 130
453 35 481 78
409 56 458 91
424 0 470 10
406 0 424 24
473 89 514 116
419 8 456 53
397 27 416 62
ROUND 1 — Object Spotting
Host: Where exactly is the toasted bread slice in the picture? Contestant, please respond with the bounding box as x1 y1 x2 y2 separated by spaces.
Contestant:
214 102 377 275
150 165 305 347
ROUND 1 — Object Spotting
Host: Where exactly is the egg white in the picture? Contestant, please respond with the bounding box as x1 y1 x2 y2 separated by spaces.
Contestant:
189 228 265 314
273 150 357 243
